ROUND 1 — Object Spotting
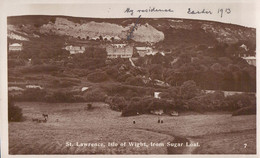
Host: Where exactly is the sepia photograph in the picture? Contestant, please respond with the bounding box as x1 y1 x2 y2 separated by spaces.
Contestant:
1 0 258 156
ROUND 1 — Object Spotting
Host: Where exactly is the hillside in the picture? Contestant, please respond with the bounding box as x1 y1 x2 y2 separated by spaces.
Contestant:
7 15 256 48
7 15 256 115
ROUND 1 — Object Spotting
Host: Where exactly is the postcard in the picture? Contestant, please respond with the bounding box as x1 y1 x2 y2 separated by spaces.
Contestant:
0 0 258 157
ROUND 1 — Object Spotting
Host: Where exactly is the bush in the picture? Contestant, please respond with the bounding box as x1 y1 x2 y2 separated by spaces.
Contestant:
15 88 47 102
8 97 23 122
106 96 127 111
121 97 173 117
84 89 106 102
125 76 144 86
223 94 255 111
232 106 256 116
87 71 108 82
21 64 60 73
45 91 85 103
186 91 225 112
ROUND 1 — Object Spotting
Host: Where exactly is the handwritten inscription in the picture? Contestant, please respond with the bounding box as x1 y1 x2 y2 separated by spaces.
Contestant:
124 7 231 18
218 8 231 18
124 7 173 16
187 8 213 14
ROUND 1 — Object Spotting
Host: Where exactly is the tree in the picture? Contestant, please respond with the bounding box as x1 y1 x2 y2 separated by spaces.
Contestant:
8 97 23 122
180 80 200 99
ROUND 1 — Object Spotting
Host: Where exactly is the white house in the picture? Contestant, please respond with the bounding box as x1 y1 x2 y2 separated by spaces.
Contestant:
65 45 85 54
26 85 43 89
106 44 133 58
240 44 249 51
8 86 24 91
9 43 23 51
242 56 256 66
150 109 163 115
154 92 161 99
135 47 153 57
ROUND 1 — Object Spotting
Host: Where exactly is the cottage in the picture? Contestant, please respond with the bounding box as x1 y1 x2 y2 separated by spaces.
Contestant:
135 47 154 57
240 44 249 51
154 92 161 99
81 87 89 92
9 43 23 51
150 109 163 115
242 56 256 66
106 44 133 58
8 86 24 91
26 85 43 89
65 45 85 54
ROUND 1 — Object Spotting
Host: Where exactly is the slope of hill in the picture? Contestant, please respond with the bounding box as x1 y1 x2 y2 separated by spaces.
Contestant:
7 15 256 48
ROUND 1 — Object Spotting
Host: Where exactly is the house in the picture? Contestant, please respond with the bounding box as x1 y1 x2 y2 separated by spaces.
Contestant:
242 56 256 66
106 44 133 58
154 92 161 99
9 43 23 51
8 86 24 91
203 90 256 97
240 44 249 51
65 45 85 54
150 109 163 115
81 87 89 92
135 47 154 57
26 85 43 89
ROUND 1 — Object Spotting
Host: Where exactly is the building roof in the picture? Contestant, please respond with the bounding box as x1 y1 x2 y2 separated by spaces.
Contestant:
9 43 22 47
242 56 256 60
65 45 85 51
135 47 152 51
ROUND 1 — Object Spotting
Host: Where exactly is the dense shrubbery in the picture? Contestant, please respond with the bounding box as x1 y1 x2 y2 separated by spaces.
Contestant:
87 71 108 82
120 80 256 116
8 97 23 122
186 91 225 112
125 76 144 86
121 97 173 116
232 106 256 116
101 83 155 99
223 94 256 111
105 96 127 111
21 64 60 73
84 89 107 102
45 91 87 103
14 88 47 102
8 59 26 68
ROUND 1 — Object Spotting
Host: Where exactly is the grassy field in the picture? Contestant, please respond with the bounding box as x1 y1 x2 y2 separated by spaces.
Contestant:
9 102 256 154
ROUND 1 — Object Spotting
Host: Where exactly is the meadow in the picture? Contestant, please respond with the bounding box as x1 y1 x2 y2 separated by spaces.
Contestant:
9 102 256 154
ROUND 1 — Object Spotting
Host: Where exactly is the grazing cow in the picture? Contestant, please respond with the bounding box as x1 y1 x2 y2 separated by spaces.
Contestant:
37 119 42 123
42 118 47 123
32 118 39 122
160 120 163 124
42 114 48 119
133 120 136 124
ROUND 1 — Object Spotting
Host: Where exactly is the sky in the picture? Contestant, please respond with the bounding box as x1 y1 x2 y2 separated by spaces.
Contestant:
2 0 257 28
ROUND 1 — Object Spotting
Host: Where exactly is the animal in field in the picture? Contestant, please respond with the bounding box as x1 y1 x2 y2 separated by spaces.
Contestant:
42 118 47 123
42 114 48 119
37 118 47 123
32 118 39 122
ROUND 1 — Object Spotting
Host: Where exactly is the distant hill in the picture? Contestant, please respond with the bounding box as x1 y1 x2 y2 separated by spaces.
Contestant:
7 15 256 51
